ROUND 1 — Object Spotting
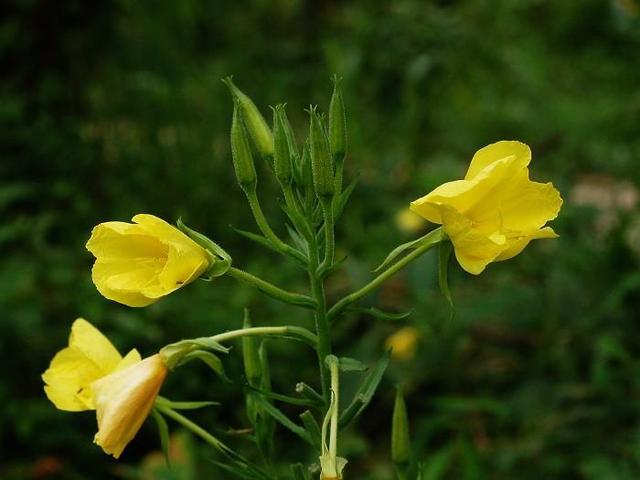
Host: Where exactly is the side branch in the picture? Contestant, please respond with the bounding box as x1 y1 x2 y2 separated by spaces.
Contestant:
228 267 316 309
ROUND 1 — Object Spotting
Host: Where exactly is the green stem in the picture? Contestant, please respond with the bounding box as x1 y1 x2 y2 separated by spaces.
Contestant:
308 235 331 401
320 197 335 272
228 267 316 309
327 228 443 321
208 325 317 347
328 357 339 461
244 188 307 264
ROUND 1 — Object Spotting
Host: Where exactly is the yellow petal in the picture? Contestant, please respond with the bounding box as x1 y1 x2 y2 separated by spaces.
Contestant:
465 140 530 180
69 319 123 373
157 245 209 293
42 319 124 411
132 214 201 250
495 227 559 262
86 222 167 260
92 354 168 459
91 260 163 307
440 206 507 275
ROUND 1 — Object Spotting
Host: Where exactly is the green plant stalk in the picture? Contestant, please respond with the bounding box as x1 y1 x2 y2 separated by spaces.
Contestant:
208 324 318 347
328 358 340 462
320 196 335 272
243 188 307 264
283 184 314 240
307 234 332 401
228 267 315 309
327 228 444 321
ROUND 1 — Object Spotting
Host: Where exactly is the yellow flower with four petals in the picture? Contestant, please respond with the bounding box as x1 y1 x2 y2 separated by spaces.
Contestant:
42 319 168 458
411 141 562 274
86 214 211 307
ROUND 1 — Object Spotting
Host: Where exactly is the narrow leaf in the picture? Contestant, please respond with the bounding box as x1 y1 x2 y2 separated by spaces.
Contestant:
290 463 310 480
438 241 454 320
231 225 280 254
179 350 231 382
299 410 323 452
338 357 368 372
249 394 313 445
333 177 358 220
151 408 170 464
349 306 413 321
339 351 390 428
374 229 442 273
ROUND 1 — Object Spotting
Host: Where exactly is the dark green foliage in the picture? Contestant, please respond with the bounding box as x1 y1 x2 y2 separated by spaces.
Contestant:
2 0 640 479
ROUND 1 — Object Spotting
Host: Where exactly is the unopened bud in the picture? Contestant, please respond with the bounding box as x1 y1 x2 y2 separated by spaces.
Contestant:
273 104 293 186
223 77 273 159
391 387 411 465
329 76 347 163
230 101 257 189
308 106 334 198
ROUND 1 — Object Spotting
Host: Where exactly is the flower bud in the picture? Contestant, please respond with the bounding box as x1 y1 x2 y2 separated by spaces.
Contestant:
230 100 258 190
308 106 335 198
329 75 347 163
223 77 273 160
272 104 293 186
391 387 411 465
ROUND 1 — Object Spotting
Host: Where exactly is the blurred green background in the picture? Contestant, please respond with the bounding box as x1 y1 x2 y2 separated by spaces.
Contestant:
2 0 640 478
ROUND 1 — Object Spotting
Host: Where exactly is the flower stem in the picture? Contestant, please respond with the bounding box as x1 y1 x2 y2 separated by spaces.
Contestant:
327 228 443 321
158 406 232 455
244 188 307 264
207 325 317 347
308 233 332 401
228 266 316 309
320 196 335 273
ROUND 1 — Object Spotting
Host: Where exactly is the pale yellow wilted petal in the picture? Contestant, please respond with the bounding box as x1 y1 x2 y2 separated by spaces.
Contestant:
465 140 531 180
92 354 168 459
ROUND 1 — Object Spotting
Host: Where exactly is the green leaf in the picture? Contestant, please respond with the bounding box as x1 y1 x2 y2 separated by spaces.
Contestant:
374 228 443 273
339 350 390 428
177 218 232 278
290 463 310 480
249 393 313 445
299 410 323 452
155 396 219 410
438 240 455 320
349 306 413 321
333 177 358 220
231 225 281 254
178 350 231 382
418 446 454 480
244 384 320 408
151 408 170 465
338 357 368 372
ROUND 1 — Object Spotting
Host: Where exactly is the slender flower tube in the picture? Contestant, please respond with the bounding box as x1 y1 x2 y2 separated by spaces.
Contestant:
92 354 168 459
42 318 141 411
410 141 563 274
86 214 211 307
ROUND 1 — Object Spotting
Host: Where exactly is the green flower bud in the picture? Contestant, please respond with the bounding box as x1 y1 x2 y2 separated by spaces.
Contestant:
308 106 335 198
230 101 257 190
242 309 261 387
272 104 293 186
329 75 347 163
391 387 411 465
223 77 273 159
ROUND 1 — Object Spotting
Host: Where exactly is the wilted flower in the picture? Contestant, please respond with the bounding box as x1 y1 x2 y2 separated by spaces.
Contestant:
92 354 168 459
411 141 562 274
385 326 420 361
86 214 211 307
42 318 140 411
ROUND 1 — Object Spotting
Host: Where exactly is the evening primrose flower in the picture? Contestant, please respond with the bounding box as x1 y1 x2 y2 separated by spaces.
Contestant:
410 141 562 274
92 354 168 459
86 214 211 307
385 327 420 361
42 318 141 411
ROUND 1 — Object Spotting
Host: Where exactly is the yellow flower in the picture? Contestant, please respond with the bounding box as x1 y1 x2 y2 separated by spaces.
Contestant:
86 214 211 307
42 318 141 411
92 354 168 459
395 208 427 234
410 141 562 274
385 327 420 361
